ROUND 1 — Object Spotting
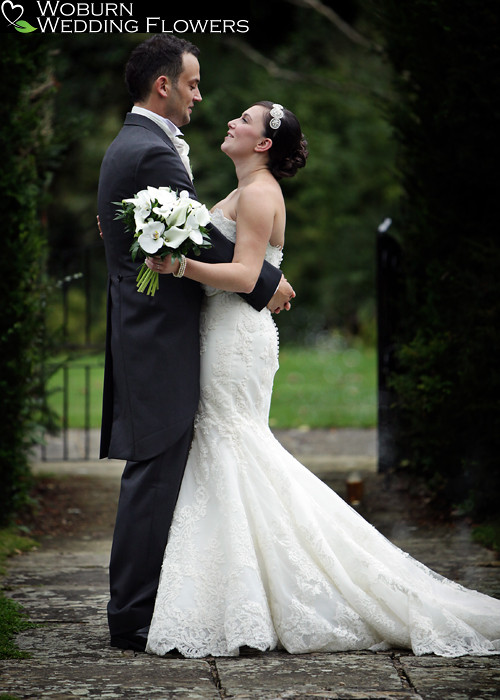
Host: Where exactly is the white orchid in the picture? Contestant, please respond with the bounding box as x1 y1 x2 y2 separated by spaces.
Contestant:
122 188 149 208
186 203 210 229
150 187 178 220
152 202 174 219
134 208 151 230
154 186 179 207
122 189 152 229
137 221 166 254
142 186 163 204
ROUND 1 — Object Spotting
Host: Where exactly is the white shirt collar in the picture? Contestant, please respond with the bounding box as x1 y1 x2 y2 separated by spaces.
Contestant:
131 105 184 138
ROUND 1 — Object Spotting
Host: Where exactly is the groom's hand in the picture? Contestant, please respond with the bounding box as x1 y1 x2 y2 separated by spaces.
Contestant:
267 274 296 314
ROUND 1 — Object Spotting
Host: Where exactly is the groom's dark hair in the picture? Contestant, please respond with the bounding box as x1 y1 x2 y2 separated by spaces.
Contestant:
125 35 200 103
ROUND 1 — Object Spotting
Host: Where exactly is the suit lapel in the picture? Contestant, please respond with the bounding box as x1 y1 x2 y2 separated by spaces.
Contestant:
122 112 196 196
124 112 178 154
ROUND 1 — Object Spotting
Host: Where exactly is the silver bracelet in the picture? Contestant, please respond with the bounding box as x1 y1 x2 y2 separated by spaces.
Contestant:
173 254 187 278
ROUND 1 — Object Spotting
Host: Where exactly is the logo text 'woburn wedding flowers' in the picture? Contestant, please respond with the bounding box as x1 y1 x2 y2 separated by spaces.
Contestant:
2 1 250 33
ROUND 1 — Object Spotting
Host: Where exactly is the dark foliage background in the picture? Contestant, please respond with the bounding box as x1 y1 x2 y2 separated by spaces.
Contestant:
371 0 500 516
0 36 61 525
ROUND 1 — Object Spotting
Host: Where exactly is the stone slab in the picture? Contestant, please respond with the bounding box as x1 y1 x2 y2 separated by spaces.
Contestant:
399 655 500 700
0 657 219 699
215 652 410 698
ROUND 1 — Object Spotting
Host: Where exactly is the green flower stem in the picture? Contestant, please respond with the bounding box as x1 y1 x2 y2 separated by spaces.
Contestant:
136 263 159 296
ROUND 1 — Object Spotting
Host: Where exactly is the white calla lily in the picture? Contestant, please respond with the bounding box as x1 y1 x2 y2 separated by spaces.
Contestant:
162 225 190 249
166 200 191 228
188 228 204 245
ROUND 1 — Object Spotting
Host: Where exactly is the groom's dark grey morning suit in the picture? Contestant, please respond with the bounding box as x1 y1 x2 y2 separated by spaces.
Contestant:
97 112 281 636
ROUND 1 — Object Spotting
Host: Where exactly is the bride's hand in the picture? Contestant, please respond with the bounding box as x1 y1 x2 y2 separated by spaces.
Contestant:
267 274 296 314
145 255 179 275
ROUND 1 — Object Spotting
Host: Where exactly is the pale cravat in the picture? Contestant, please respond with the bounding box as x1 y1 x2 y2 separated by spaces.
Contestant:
131 106 193 181
170 134 193 181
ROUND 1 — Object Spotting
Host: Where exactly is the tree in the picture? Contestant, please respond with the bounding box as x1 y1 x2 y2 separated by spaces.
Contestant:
0 37 59 524
372 0 500 515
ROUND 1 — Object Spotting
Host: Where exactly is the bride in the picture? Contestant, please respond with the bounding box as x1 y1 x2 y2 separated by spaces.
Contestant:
145 101 500 659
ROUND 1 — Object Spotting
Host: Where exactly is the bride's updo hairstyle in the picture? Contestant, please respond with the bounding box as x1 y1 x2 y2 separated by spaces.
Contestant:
253 101 308 180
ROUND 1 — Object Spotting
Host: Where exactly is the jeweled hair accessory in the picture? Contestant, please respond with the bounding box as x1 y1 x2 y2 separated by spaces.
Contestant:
269 103 284 130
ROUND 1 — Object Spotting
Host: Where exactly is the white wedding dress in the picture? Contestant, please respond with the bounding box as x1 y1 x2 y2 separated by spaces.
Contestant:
146 209 500 659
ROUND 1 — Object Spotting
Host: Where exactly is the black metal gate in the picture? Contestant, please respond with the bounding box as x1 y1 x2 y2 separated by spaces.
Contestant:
40 242 106 461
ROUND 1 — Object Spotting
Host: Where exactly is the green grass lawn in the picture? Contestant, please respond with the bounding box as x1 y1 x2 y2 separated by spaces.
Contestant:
46 353 105 430
46 343 377 430
270 344 376 429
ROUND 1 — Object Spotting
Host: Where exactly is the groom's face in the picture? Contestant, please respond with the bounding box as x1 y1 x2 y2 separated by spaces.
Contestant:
166 52 202 128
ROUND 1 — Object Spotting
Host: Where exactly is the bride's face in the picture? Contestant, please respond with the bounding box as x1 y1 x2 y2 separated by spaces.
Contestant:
221 105 268 157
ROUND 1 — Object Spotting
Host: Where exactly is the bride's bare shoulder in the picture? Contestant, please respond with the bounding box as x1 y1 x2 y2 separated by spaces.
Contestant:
239 178 283 210
210 188 238 213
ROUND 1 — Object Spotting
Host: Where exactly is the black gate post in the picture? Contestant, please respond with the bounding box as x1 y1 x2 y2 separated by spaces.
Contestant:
376 219 402 473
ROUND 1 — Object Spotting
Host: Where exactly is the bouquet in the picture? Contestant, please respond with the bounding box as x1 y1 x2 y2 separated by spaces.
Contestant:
114 186 212 296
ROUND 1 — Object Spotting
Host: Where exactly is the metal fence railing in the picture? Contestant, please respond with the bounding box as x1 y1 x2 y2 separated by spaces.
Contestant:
39 362 104 462
39 241 106 462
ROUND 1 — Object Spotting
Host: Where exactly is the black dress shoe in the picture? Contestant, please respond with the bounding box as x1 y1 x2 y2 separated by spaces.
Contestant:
110 625 150 652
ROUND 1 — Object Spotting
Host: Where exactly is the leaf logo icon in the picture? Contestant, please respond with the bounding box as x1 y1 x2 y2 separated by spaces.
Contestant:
1 0 37 32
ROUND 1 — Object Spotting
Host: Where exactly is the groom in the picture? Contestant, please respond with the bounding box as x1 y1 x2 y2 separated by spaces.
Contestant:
98 35 294 652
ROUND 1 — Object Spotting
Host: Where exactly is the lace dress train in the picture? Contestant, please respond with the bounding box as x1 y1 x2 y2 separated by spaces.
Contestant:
146 210 500 659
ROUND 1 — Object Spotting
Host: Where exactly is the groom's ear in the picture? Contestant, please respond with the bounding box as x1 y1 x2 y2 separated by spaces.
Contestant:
255 138 273 153
154 75 171 98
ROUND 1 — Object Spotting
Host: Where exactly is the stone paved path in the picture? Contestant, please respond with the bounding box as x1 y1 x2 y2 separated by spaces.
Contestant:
2 429 500 699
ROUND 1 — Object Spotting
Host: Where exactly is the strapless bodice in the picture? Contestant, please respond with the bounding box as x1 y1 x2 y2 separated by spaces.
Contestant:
210 208 283 268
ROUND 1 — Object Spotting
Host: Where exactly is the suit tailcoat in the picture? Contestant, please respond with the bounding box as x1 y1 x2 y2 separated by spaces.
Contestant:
98 113 281 462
